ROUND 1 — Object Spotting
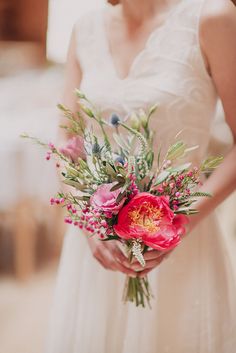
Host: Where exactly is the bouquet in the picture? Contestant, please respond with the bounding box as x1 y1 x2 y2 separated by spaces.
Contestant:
22 90 222 308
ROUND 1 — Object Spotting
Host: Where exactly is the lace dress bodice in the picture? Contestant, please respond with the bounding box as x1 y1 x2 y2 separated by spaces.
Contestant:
74 0 217 163
74 0 218 163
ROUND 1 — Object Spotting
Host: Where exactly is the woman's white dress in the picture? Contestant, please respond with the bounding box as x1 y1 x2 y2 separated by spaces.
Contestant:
45 1 236 352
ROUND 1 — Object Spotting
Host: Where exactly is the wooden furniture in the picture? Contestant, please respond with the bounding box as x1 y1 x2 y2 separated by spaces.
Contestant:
0 0 49 72
0 199 64 280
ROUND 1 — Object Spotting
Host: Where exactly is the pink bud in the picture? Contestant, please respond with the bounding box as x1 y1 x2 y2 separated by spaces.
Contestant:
48 142 55 150
101 220 107 228
64 217 72 224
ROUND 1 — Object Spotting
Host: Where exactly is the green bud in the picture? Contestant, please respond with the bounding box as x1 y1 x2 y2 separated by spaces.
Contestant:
138 109 148 128
74 89 86 99
80 104 94 118
130 113 141 131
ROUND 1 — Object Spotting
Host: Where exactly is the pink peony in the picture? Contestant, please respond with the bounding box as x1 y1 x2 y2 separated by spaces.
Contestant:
90 183 126 216
59 136 86 163
114 192 188 251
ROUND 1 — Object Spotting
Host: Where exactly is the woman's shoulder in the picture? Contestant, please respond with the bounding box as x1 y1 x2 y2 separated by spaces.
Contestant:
200 0 236 27
199 0 236 50
199 0 236 76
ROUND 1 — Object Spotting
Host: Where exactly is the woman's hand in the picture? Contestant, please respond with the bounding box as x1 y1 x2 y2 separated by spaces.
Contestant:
87 236 137 277
130 249 174 278
130 219 193 277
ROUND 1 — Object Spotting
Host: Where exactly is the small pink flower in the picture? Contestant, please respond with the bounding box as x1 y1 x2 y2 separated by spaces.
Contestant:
46 152 51 161
59 136 86 163
90 182 126 215
48 142 55 150
64 217 72 224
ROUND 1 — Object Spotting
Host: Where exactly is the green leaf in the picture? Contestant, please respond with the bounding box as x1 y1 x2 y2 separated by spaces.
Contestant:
174 208 199 215
65 166 80 178
200 156 223 172
63 179 88 191
105 163 117 178
102 235 120 241
74 89 86 99
153 171 170 186
113 133 131 153
168 162 192 173
146 150 154 168
157 147 162 169
148 104 159 118
190 191 212 198
116 174 126 183
110 182 124 192
166 141 187 160
116 191 126 204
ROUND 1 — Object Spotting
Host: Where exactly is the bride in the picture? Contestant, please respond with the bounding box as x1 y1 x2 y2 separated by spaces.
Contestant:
45 0 236 352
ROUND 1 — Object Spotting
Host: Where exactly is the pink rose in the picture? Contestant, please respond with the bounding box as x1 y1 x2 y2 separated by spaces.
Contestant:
59 136 86 163
90 183 126 216
114 192 188 251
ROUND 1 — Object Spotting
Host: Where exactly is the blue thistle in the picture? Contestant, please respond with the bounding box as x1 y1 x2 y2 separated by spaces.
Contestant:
115 156 125 165
92 142 101 155
110 113 120 127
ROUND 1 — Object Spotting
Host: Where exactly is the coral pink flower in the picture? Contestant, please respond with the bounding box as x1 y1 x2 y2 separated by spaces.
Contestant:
90 183 126 215
114 193 188 251
59 136 86 163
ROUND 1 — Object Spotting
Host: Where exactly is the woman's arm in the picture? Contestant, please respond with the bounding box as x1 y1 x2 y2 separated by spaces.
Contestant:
61 25 136 277
59 27 82 141
190 0 236 227
135 0 236 276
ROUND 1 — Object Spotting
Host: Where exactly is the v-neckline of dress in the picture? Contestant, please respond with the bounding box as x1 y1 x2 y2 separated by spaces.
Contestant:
100 1 185 82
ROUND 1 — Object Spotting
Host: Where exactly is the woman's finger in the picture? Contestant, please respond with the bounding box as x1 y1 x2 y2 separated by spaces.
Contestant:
131 255 165 271
97 247 137 277
137 256 166 277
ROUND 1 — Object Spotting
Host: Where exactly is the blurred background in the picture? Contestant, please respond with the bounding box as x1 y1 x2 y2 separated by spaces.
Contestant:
0 1 235 353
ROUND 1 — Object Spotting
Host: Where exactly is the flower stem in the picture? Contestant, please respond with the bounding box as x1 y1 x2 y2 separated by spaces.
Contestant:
123 276 152 308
